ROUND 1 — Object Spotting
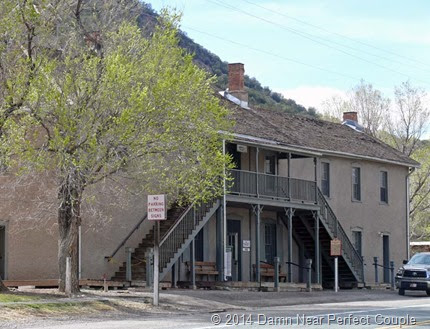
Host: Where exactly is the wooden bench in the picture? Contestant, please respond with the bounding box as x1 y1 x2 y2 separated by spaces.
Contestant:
186 261 219 281
253 263 287 282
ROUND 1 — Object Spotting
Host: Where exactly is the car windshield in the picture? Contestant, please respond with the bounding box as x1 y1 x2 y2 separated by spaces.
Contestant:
408 253 430 265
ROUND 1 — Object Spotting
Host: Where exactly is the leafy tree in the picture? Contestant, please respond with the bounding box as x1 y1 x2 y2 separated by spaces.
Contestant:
1 1 231 293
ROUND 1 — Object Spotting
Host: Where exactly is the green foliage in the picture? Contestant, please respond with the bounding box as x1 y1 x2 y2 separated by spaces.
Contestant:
2 4 232 205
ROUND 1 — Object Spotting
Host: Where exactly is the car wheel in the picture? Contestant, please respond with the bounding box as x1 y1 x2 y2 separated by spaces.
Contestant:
398 288 405 296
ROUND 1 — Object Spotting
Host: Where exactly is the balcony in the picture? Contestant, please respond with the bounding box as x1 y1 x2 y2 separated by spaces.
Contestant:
228 169 317 204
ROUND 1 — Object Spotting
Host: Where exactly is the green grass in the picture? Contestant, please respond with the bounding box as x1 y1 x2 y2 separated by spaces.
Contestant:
0 293 41 303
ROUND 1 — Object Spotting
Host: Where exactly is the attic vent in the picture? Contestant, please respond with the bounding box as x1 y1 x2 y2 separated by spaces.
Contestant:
342 119 364 133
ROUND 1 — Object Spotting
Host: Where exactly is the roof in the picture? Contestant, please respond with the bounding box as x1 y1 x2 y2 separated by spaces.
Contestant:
222 96 419 167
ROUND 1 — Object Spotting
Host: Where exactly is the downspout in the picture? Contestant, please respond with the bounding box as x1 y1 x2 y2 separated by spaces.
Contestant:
406 167 415 260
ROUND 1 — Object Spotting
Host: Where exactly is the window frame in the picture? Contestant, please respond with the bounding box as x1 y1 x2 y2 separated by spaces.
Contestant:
380 170 388 204
352 166 361 201
321 162 330 197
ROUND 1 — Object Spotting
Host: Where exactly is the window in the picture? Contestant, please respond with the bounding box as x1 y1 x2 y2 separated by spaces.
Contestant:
352 231 362 256
321 162 330 197
264 223 277 264
380 171 388 203
352 167 361 201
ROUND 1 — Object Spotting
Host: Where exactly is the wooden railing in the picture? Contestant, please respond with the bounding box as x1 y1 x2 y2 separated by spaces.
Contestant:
229 169 317 203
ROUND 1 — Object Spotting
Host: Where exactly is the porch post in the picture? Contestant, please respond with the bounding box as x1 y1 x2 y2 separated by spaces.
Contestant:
190 239 196 289
287 153 291 199
216 206 224 281
285 207 294 283
256 147 260 197
222 139 227 281
253 204 262 283
314 212 321 284
314 157 318 203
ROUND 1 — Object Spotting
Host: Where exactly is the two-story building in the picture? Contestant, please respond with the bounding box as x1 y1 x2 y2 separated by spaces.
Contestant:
0 63 418 290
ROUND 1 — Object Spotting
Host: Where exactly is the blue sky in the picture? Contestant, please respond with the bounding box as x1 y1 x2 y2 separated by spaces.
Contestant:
148 0 430 111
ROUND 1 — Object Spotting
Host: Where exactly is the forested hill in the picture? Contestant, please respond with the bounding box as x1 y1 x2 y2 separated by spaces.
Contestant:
139 3 317 117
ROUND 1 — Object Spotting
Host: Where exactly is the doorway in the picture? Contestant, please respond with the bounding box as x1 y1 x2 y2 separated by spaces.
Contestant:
383 235 390 283
227 220 241 281
195 229 204 262
0 226 5 280
264 223 277 264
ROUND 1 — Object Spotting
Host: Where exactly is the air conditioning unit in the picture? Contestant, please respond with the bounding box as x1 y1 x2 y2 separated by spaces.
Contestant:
237 144 248 153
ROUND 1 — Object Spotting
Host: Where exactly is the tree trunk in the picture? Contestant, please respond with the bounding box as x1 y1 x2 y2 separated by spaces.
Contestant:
57 174 82 294
0 277 8 292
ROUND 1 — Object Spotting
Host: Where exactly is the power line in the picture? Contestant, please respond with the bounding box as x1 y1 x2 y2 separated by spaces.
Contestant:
183 25 361 81
207 0 430 86
241 0 430 70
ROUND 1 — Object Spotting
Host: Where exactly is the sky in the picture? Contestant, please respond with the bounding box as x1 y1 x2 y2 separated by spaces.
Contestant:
148 0 430 112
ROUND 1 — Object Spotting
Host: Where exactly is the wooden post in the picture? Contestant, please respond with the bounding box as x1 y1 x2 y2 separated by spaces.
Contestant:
65 257 72 296
125 247 133 282
315 214 320 284
288 208 293 283
255 205 261 283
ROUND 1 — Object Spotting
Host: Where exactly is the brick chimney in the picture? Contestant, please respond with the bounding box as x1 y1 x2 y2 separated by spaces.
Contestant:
228 63 248 104
343 111 358 122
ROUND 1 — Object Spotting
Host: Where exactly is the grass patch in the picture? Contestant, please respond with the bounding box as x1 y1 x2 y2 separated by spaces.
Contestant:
0 301 116 321
0 293 41 303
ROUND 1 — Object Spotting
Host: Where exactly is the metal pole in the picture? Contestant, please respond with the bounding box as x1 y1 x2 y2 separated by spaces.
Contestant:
274 257 280 292
255 205 261 283
306 258 312 292
390 261 395 290
191 239 196 289
374 256 379 284
334 257 338 293
288 209 293 283
125 247 133 282
153 221 160 306
65 256 72 296
315 215 320 284
256 147 259 196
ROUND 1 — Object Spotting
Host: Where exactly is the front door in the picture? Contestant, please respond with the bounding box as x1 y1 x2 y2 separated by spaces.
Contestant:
264 223 277 264
195 229 204 262
383 235 390 283
0 226 5 279
227 220 241 281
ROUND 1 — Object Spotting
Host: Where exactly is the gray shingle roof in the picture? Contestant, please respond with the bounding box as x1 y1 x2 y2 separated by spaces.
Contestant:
225 99 419 167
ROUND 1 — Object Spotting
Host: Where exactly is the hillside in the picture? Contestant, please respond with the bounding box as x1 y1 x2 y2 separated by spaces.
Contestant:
139 3 317 117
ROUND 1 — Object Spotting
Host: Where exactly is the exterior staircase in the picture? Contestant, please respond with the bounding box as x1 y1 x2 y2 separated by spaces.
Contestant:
112 205 186 281
112 198 220 282
158 198 221 281
281 189 364 288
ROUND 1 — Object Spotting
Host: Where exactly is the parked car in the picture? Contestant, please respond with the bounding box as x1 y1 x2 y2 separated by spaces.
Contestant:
396 252 430 296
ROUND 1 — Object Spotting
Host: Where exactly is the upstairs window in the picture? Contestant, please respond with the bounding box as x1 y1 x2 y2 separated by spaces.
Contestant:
352 167 361 201
321 162 330 197
380 171 388 203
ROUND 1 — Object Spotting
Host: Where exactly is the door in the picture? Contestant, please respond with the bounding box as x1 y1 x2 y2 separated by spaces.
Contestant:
226 144 242 193
383 235 390 283
263 155 277 196
0 226 5 279
195 230 204 262
227 220 241 281
264 223 277 264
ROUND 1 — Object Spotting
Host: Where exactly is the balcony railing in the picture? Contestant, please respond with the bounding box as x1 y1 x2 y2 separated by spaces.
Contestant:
228 169 317 203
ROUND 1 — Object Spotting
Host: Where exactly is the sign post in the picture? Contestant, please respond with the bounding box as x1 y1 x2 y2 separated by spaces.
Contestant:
330 238 342 293
148 194 166 306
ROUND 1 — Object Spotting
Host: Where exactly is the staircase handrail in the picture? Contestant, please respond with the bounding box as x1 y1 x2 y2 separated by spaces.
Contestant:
317 188 364 279
105 213 147 261
159 203 194 246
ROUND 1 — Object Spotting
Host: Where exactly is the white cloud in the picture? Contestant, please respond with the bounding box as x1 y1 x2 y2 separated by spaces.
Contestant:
278 86 347 110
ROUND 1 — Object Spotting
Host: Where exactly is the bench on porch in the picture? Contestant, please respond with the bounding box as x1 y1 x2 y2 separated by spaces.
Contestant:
253 263 287 282
186 261 219 281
